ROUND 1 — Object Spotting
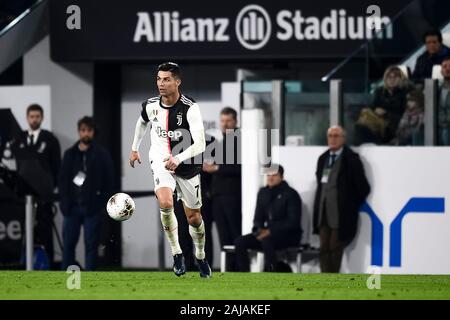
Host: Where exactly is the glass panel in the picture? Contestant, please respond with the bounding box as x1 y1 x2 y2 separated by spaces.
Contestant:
242 81 273 131
284 80 329 146
243 81 272 93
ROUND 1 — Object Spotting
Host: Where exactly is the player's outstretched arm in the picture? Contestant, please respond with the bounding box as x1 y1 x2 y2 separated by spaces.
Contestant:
130 116 149 168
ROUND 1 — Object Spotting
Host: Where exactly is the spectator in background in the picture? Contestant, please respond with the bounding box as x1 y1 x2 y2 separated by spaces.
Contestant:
313 126 370 273
14 104 61 268
412 29 450 84
438 57 450 145
370 66 412 143
203 107 241 271
59 116 114 271
234 165 302 272
394 90 425 146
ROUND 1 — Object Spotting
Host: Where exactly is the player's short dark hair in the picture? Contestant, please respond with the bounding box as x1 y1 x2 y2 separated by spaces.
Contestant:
77 116 96 132
423 29 443 43
26 104 43 116
158 62 181 79
443 56 450 64
220 107 237 120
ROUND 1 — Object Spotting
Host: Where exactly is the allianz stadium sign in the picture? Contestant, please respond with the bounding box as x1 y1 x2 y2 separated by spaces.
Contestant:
133 6 393 50
50 0 412 61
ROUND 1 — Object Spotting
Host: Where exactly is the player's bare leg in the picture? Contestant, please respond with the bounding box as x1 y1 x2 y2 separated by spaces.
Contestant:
156 187 185 276
183 204 211 278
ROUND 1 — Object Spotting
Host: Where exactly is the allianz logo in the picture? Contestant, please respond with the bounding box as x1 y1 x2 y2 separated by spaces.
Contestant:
133 5 393 50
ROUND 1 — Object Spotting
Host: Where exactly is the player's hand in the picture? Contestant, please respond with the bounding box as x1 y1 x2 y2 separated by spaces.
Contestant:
129 151 141 168
256 228 270 241
164 155 180 172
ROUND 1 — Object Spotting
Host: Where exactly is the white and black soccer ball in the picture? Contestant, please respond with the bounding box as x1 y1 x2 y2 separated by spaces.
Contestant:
106 193 135 221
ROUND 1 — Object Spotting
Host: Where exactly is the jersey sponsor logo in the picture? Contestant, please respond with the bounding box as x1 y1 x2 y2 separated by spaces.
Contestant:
156 126 182 140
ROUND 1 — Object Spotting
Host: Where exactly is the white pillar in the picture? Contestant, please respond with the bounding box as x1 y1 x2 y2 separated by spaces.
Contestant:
25 195 34 271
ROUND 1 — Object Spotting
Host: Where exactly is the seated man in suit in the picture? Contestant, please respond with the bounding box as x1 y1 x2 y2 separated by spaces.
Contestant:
235 164 302 272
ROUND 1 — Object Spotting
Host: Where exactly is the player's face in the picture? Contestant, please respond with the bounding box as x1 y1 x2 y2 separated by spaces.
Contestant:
327 128 345 151
220 114 237 133
425 36 441 55
27 111 43 131
78 124 95 144
266 172 283 188
157 71 180 97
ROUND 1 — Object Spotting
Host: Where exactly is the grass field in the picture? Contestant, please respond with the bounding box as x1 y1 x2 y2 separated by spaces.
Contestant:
0 271 449 300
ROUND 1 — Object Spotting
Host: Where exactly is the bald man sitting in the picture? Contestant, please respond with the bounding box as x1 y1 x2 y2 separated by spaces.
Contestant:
312 126 371 273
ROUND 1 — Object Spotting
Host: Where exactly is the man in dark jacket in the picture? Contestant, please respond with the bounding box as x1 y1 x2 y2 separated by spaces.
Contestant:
313 126 370 273
235 165 302 272
59 116 114 271
412 29 450 84
14 104 61 268
203 107 241 270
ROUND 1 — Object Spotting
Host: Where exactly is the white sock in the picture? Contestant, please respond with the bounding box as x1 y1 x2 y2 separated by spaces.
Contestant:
160 207 182 256
189 220 206 260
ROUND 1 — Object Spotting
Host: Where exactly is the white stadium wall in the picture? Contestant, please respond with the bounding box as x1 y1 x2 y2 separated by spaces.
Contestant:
271 146 450 274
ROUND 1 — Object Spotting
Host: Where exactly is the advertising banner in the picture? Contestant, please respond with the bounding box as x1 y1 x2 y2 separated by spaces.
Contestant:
50 0 413 61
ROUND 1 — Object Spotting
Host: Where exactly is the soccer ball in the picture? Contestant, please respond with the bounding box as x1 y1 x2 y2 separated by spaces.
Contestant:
106 193 135 221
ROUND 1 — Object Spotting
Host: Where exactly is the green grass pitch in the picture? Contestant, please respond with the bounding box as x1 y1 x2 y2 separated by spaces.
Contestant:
1 271 449 300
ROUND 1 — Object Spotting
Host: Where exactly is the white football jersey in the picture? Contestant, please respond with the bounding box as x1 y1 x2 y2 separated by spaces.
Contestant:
139 94 205 179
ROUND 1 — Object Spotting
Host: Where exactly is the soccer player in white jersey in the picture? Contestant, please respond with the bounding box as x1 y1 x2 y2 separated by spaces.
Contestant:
129 62 211 278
